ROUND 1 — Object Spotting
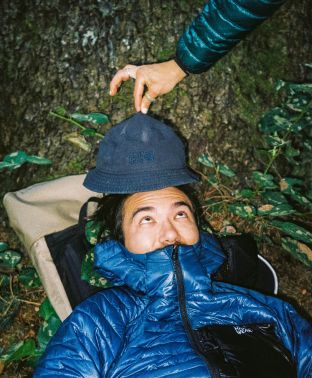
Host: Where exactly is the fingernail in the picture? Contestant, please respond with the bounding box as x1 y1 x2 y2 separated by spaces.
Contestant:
109 90 112 96
141 107 148 114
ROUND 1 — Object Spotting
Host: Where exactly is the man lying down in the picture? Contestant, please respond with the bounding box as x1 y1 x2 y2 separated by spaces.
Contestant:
34 113 311 377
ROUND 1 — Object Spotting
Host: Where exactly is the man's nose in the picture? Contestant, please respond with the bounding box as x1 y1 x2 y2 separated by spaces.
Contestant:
159 221 181 246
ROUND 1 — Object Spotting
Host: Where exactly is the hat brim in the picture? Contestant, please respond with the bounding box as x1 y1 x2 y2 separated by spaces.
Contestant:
83 167 200 194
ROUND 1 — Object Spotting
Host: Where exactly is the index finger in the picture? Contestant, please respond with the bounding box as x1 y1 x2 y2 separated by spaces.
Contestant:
109 69 131 96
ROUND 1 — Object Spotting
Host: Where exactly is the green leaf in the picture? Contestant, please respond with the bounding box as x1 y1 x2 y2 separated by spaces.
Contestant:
264 134 288 147
81 128 97 137
228 203 256 219
281 238 312 268
85 221 101 245
19 268 42 289
81 248 113 288
0 250 22 269
198 154 214 168
26 155 52 165
257 203 295 217
63 132 91 152
276 80 312 94
3 151 28 165
0 161 16 171
252 171 277 189
288 190 311 208
71 113 89 122
71 112 109 125
306 187 312 201
0 273 10 288
275 80 286 92
198 154 235 177
87 112 109 125
37 315 61 350
206 173 218 186
303 139 312 151
239 188 255 198
271 220 312 244
54 106 67 116
279 177 303 190
286 94 310 112
0 339 36 363
285 145 300 158
258 107 292 133
280 178 312 208
0 242 8 252
261 191 288 205
217 163 236 178
286 83 312 95
38 298 57 321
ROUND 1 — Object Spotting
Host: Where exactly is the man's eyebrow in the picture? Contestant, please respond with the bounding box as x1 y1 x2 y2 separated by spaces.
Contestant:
131 206 155 220
172 201 194 212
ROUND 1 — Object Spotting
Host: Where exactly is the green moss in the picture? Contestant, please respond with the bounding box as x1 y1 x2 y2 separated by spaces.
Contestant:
163 87 179 107
206 128 215 139
156 48 175 62
99 95 112 112
66 158 85 174
109 80 133 106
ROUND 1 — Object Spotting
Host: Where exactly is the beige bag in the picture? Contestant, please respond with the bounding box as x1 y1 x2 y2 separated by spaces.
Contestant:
3 174 100 321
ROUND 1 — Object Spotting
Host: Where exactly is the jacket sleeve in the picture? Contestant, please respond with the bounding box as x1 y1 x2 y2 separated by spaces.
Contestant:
175 0 286 74
33 289 138 377
277 301 312 377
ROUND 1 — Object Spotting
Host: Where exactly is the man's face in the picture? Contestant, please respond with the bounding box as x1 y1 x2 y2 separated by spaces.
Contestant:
122 187 199 254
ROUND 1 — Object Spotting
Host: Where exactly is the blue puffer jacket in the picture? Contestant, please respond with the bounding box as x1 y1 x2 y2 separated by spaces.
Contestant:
34 233 312 377
176 0 286 73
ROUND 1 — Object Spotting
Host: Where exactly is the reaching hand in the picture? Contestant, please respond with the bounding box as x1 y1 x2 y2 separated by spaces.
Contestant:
109 60 187 113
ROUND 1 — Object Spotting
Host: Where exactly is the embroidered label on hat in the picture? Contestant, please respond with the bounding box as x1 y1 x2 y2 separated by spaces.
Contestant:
233 326 253 335
128 151 155 165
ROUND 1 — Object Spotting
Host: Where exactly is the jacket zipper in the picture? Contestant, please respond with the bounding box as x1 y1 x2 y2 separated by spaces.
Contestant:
172 245 220 378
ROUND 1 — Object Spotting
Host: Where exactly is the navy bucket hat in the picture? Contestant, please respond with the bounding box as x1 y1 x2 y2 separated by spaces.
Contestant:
83 112 199 193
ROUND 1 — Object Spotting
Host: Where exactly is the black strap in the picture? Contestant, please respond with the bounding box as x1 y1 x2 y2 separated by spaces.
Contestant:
78 197 101 225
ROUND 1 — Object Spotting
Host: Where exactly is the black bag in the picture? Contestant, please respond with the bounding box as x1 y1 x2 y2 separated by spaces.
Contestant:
216 234 278 294
45 199 102 308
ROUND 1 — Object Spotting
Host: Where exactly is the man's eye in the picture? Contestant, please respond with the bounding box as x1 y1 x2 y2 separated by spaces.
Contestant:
176 211 187 219
140 216 153 224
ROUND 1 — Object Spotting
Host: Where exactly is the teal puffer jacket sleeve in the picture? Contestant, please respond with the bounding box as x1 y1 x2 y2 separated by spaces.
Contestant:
33 289 142 377
176 0 286 73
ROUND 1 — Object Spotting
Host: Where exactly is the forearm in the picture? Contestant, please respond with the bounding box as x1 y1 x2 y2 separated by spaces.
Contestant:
176 0 286 74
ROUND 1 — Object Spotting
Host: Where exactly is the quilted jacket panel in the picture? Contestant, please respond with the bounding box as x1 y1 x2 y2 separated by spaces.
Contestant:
34 233 312 377
175 0 286 73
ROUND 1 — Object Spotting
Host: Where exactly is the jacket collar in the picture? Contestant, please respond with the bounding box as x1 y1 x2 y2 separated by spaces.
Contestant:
94 232 225 297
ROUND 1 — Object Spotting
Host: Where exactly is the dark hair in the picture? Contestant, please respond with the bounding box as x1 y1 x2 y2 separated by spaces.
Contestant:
92 185 203 243
92 193 130 243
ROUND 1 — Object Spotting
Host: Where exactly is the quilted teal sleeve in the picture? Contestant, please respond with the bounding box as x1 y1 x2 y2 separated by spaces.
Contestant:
176 0 286 73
